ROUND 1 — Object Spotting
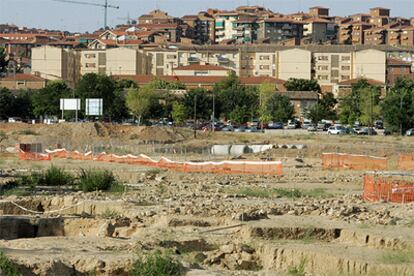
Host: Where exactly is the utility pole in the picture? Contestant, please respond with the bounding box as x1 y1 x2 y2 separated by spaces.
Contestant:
193 94 197 138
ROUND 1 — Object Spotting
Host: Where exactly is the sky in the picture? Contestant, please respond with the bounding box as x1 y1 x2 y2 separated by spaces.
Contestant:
0 0 413 33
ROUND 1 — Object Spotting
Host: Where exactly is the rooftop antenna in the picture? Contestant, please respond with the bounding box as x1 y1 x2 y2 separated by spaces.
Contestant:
52 0 119 30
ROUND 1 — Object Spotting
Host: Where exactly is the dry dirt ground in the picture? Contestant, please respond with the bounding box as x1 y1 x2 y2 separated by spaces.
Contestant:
0 123 413 275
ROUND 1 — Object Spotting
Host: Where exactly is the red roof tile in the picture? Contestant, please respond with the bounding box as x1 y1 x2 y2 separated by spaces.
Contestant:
0 74 46 82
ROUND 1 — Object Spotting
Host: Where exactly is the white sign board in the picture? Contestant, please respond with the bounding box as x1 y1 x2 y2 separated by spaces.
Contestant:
60 99 80 111
86 98 103 116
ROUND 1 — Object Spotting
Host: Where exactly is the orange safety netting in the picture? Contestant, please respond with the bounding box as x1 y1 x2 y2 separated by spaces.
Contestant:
18 151 51 161
398 153 414 171
43 149 283 176
363 175 414 203
322 153 388 171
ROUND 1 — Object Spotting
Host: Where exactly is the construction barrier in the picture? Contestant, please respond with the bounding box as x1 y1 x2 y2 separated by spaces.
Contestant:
398 153 414 171
322 153 388 171
363 173 414 203
42 149 283 176
18 151 51 161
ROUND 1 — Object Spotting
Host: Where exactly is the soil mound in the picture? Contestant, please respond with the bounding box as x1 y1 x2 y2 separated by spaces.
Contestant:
133 126 187 143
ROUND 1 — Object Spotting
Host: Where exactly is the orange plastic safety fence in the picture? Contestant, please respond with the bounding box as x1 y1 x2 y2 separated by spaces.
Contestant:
44 149 283 176
322 153 388 171
18 151 51 161
363 175 414 203
398 154 414 171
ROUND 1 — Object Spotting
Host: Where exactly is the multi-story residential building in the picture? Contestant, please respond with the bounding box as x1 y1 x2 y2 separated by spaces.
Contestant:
80 49 106 75
364 27 387 45
234 17 259 44
313 51 353 87
277 48 312 80
197 12 215 44
31 45 80 87
257 18 304 43
370 7 390 18
388 25 403 46
352 23 372 45
172 64 232 76
138 9 181 25
338 19 353 44
303 18 330 43
309 6 330 17
400 26 414 47
214 12 239 43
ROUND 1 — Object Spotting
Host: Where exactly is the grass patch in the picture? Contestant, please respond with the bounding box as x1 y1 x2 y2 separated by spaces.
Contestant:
42 166 74 186
0 251 21 276
131 251 183 276
287 257 306 276
2 187 30 197
380 250 414 264
100 208 121 219
78 169 119 192
231 187 332 199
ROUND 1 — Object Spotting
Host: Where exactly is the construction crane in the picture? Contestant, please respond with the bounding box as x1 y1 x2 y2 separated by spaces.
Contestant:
52 0 119 30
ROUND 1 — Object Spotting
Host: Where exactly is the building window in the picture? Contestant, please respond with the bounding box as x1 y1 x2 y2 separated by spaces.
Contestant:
166 55 177 59
341 65 350 70
84 53 96 58
318 65 329 70
341 56 351 61
85 63 96 68
259 55 270 60
259 65 270 70
317 55 329 61
317 75 329 80
341 75 350 80
16 81 25 85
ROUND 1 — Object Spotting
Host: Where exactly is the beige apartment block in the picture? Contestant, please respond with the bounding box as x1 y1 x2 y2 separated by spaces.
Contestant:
352 49 386 83
106 48 144 76
173 64 231 76
31 45 80 87
313 52 352 85
80 49 106 75
277 48 312 80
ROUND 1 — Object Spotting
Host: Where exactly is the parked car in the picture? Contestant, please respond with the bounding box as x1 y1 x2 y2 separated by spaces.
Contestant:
327 125 347 135
374 120 384 129
246 126 263 133
302 121 312 129
234 126 247 132
307 125 317 132
383 128 392 136
222 125 234 132
356 127 377 135
317 122 330 131
267 122 284 129
406 128 414 136
287 120 301 129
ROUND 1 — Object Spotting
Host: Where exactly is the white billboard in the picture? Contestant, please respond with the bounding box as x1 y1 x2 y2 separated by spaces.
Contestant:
86 98 103 116
60 99 80 111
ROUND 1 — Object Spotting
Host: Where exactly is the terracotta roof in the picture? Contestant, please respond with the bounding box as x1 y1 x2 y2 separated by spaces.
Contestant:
137 23 179 30
387 58 412 66
174 64 231 71
337 78 385 86
112 75 285 86
0 74 46 82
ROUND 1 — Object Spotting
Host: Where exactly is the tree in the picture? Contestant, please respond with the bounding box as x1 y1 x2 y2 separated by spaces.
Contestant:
12 90 33 119
265 93 294 123
126 85 156 125
171 102 186 125
0 88 14 119
32 81 71 118
358 86 381 127
305 103 325 124
338 79 375 125
284 78 321 92
75 73 119 119
258 82 277 124
215 72 258 121
382 77 414 134
183 88 212 120
0 47 8 73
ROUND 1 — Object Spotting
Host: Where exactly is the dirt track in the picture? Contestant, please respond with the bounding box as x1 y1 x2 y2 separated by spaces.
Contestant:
0 123 413 275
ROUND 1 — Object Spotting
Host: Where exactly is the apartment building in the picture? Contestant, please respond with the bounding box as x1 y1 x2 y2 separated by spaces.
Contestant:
80 49 106 75
277 48 312 80
364 27 387 45
214 12 239 43
172 64 232 76
313 52 352 86
257 18 304 43
31 45 80 87
400 27 414 47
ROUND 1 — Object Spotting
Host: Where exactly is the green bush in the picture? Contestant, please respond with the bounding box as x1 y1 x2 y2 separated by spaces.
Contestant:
131 251 183 276
42 166 73 186
78 169 119 192
0 251 21 276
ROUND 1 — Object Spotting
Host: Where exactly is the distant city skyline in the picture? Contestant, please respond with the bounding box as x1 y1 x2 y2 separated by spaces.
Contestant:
0 0 413 32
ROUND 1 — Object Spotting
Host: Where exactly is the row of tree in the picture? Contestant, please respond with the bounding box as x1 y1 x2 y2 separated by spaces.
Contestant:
1 70 414 133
